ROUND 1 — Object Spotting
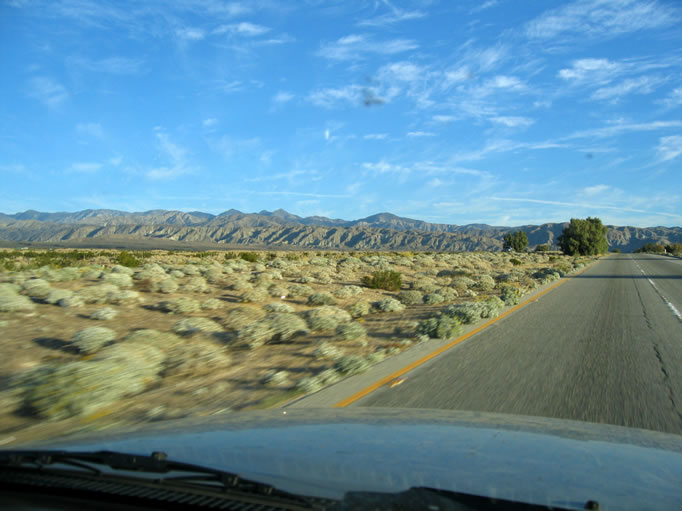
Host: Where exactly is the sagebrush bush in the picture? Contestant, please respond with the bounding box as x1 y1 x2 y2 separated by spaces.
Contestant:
115 251 141 268
101 272 133 288
71 326 116 354
200 298 224 310
111 265 134 275
262 370 290 388
90 307 119 320
336 322 367 340
267 284 289 298
235 322 276 349
0 289 36 312
312 342 344 360
308 292 336 306
229 279 252 291
181 264 200 276
77 284 120 304
304 306 352 331
264 302 295 313
475 274 496 291
157 278 179 294
57 295 84 308
21 279 51 299
361 270 402 291
335 355 371 375
398 290 423 305
438 287 459 302
296 376 323 394
169 270 185 279
264 312 309 342
500 285 521 306
423 293 445 305
373 297 405 313
158 297 201 314
173 317 224 336
45 288 74 305
347 301 370 318
510 258 522 266
416 315 462 339
286 284 314 297
331 285 364 299
239 288 268 303
183 276 209 293
221 306 265 330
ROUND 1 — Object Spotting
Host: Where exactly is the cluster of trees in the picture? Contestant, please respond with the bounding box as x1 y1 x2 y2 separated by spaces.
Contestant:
502 231 529 252
635 242 682 255
558 217 608 256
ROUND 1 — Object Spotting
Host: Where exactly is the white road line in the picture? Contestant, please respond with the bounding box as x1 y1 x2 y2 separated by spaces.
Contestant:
633 257 682 322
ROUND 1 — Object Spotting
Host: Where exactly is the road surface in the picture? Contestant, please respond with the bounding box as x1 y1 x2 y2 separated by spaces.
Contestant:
356 254 682 435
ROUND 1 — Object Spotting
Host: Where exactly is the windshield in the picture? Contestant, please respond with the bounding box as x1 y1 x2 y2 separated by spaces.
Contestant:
0 0 681 503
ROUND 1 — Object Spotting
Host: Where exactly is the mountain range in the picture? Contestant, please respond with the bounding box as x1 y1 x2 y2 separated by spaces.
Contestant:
0 209 679 252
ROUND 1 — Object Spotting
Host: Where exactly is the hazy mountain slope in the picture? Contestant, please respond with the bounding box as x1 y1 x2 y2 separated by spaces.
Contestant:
0 209 679 252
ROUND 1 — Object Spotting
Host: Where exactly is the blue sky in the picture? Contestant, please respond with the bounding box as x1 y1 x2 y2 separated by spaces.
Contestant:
1 0 681 227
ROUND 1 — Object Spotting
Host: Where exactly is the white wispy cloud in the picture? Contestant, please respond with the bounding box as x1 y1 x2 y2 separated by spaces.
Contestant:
245 169 313 182
0 164 25 174
272 91 294 104
489 116 534 127
316 33 417 61
27 76 68 108
202 118 218 128
525 0 678 39
364 133 388 140
432 114 457 123
176 27 206 41
582 184 611 196
661 87 682 109
308 85 363 108
565 120 682 139
656 135 682 161
76 122 104 138
407 131 436 137
214 22 270 36
357 4 426 27
591 75 663 100
558 58 623 84
70 162 102 173
147 131 196 180
72 56 144 74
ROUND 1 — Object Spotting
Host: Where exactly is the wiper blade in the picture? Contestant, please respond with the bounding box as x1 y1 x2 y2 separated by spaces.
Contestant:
0 449 280 496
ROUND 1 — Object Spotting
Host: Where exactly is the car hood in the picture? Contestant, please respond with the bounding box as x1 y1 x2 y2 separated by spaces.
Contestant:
16 408 682 510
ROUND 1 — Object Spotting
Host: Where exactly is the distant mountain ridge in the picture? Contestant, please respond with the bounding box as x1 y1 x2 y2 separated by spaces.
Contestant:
0 209 679 252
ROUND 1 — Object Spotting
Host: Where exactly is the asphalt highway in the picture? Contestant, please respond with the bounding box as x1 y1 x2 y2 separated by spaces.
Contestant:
356 254 682 435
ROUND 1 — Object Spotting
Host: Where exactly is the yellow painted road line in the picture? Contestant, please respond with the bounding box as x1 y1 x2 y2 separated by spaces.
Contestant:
333 259 602 408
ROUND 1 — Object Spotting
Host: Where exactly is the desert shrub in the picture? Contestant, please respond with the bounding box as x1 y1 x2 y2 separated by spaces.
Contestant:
109 289 139 304
475 274 496 292
331 285 364 299
373 297 405 313
158 297 201 314
77 284 120 304
287 284 314 297
267 284 289 298
510 258 523 266
111 265 134 275
235 323 276 349
101 272 133 288
423 293 445 305
535 244 550 252
264 302 295 313
238 252 259 263
265 312 309 342
347 301 370 318
296 376 323 394
157 278 179 294
556 263 572 277
361 270 402 291
308 292 336 306
297 276 316 284
173 317 224 336
443 302 482 324
57 295 84 308
262 370 290 388
416 315 462 339
239 288 268 303
398 290 423 305
21 279 51 299
304 306 352 331
71 327 117 354
336 322 367 340
44 288 74 305
335 355 371 375
0 287 36 312
500 285 521 306
181 264 200 276
203 267 223 283
82 269 103 280
221 306 266 330
312 342 344 360
229 279 252 291
451 276 475 291
438 287 459 302
90 307 118 321
115 251 141 268
169 270 185 279
183 276 209 293
533 268 561 284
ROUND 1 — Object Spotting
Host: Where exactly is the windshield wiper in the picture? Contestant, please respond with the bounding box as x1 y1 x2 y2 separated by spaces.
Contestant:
0 449 308 501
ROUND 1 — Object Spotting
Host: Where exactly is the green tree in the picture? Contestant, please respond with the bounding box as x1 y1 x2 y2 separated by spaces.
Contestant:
634 243 665 254
503 231 529 252
534 244 550 252
558 217 608 256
